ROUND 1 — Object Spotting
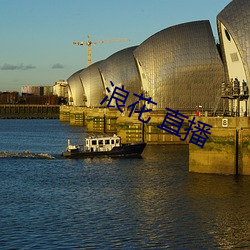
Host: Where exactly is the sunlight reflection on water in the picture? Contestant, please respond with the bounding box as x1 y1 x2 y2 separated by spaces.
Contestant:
0 120 250 249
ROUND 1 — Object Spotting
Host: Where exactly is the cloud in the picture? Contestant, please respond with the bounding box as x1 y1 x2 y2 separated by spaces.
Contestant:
51 63 64 69
1 63 36 70
23 64 36 70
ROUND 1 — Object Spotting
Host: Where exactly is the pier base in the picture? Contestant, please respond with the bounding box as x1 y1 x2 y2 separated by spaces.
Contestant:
60 107 250 175
189 117 250 175
60 106 189 145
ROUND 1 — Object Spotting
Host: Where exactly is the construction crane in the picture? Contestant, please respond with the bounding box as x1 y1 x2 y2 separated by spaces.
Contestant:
73 35 129 66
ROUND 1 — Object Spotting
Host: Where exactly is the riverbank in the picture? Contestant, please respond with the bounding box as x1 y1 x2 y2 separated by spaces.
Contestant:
0 104 59 119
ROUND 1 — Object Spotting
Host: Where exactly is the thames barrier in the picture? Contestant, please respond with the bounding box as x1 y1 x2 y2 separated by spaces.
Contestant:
59 106 250 175
61 0 250 175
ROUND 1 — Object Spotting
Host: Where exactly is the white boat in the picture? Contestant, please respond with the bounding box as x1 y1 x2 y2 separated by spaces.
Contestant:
62 134 146 158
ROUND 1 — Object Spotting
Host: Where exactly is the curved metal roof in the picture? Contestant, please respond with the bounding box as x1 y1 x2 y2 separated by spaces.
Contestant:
134 20 225 111
217 0 250 83
79 61 104 108
67 69 85 106
99 46 141 106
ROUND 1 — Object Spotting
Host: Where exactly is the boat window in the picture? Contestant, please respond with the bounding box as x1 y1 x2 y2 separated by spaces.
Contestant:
92 140 97 145
98 140 103 145
111 139 114 144
116 139 120 144
105 140 110 144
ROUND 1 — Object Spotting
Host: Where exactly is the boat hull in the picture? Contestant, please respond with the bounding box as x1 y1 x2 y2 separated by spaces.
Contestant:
62 142 146 159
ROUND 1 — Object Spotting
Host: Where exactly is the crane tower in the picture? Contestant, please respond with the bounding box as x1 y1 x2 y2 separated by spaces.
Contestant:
73 35 129 66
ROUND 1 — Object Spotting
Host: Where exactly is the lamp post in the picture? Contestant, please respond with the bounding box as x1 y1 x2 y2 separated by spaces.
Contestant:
198 105 203 116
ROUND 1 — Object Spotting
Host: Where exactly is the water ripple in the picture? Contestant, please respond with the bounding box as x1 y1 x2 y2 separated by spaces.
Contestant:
0 120 250 249
0 151 55 159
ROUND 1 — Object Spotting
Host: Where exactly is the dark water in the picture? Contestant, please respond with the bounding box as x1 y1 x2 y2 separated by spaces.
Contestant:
0 120 250 249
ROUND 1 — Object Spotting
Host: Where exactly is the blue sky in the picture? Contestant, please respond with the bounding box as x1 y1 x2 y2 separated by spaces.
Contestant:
0 0 231 92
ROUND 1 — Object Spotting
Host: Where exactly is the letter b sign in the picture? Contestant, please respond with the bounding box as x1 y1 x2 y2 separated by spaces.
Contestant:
222 118 228 127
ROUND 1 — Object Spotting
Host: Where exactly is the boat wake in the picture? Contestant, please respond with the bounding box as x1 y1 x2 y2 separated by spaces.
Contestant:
0 151 55 159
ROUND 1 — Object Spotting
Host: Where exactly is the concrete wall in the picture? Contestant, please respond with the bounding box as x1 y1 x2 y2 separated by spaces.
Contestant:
60 106 190 144
189 117 250 175
59 106 71 122
60 107 250 175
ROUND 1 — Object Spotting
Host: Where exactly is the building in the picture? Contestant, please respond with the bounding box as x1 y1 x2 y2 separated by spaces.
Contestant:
21 86 53 96
53 80 68 98
21 85 58 105
21 86 41 96
68 21 225 113
67 0 250 116
0 92 19 104
98 46 141 107
217 0 250 116
133 20 224 111
67 69 85 106
79 61 105 108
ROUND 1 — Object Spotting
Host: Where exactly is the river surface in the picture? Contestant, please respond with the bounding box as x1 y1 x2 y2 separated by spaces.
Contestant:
0 119 250 249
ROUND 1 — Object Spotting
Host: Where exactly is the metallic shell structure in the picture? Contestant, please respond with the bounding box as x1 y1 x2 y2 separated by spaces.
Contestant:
99 46 141 106
133 20 225 111
67 69 85 106
217 0 250 116
79 61 105 108
68 0 250 115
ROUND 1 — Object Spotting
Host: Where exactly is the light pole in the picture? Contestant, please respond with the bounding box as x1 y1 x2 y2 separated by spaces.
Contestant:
199 105 203 116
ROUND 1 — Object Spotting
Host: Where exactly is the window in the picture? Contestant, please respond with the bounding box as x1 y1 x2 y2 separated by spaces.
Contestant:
105 140 110 144
230 52 239 62
92 140 97 145
111 140 114 144
224 29 231 42
98 140 103 145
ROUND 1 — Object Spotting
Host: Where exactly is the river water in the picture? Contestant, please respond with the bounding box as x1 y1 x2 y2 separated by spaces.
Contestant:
0 119 249 249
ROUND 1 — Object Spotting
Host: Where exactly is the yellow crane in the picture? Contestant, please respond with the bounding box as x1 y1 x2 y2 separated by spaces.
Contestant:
73 35 129 66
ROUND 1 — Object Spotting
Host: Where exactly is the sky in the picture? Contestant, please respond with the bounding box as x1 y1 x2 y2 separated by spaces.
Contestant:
0 0 232 92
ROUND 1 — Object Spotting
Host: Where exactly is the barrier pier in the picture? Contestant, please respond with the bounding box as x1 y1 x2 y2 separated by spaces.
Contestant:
59 106 190 144
60 106 250 175
189 117 250 175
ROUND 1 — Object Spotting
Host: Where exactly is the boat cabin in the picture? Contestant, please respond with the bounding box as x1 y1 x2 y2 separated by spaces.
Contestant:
85 135 121 152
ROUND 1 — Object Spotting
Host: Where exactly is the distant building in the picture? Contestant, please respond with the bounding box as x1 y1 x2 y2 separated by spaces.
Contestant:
20 85 59 105
22 95 59 105
43 86 53 96
52 80 68 98
21 86 53 96
21 86 40 96
0 92 19 104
